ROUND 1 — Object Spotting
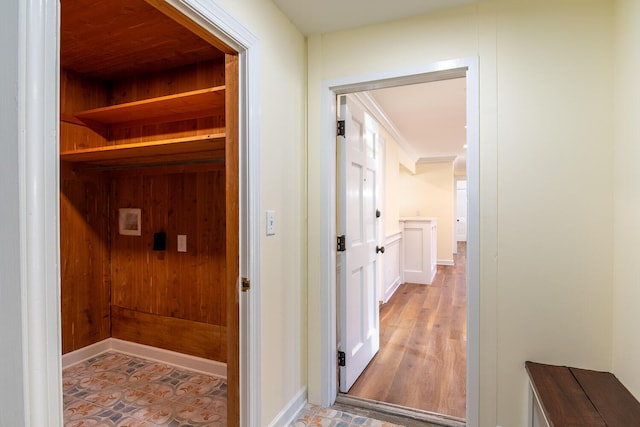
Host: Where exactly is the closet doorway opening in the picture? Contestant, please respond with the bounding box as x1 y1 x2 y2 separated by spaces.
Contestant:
56 1 257 425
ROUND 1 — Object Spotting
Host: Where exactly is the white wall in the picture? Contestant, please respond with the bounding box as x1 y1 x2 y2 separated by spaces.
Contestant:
612 0 640 400
213 1 308 424
0 0 26 425
307 1 614 426
399 162 455 263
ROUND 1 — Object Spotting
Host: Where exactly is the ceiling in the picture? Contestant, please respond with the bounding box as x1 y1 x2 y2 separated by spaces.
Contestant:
273 0 470 164
367 78 467 161
272 0 478 35
60 0 224 80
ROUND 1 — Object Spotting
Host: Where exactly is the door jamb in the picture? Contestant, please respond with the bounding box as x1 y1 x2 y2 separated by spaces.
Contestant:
20 0 261 425
317 57 479 427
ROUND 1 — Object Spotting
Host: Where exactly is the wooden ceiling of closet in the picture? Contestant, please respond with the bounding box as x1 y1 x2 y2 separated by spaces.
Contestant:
60 0 224 80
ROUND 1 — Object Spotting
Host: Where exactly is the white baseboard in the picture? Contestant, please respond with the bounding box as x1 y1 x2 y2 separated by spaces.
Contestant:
438 259 455 266
61 339 112 368
382 277 401 304
61 338 227 379
267 386 307 427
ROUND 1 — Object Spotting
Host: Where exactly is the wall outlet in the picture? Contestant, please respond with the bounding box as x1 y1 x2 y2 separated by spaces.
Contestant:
177 235 187 252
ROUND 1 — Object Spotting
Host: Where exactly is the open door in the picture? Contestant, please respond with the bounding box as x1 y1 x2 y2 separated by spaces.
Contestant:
338 95 381 393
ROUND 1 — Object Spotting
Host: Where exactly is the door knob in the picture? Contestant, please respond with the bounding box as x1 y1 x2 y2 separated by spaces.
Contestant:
376 246 385 254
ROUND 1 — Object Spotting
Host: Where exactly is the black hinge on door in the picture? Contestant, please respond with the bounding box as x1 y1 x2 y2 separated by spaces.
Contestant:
337 235 346 252
338 351 346 367
337 120 345 137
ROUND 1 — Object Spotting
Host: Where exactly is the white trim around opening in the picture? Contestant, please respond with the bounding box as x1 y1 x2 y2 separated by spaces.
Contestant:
315 57 480 427
20 0 261 425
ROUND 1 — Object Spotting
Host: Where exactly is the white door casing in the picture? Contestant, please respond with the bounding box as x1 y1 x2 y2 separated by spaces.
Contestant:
338 95 380 393
317 58 480 427
20 0 261 425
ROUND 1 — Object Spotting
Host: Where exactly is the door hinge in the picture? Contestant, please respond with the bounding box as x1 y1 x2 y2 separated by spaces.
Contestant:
241 277 251 292
337 235 346 252
337 120 345 137
338 351 346 367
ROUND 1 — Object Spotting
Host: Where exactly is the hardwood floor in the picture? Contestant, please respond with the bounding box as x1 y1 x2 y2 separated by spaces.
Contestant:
346 242 467 419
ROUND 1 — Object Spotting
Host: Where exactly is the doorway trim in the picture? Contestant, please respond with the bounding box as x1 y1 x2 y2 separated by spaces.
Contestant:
19 0 261 425
316 57 479 427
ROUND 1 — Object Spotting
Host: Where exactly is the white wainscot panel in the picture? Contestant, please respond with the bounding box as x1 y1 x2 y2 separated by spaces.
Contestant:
382 232 402 303
400 218 437 285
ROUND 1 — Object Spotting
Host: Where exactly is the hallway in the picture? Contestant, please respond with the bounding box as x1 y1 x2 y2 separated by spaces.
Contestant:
346 243 467 419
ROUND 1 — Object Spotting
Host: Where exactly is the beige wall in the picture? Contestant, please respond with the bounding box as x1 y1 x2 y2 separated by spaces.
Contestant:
200 0 308 424
307 1 614 426
379 112 417 238
399 162 455 262
613 0 640 399
383 129 403 236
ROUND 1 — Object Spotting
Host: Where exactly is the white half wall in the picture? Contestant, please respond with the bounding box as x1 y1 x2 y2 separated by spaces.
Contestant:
382 233 403 303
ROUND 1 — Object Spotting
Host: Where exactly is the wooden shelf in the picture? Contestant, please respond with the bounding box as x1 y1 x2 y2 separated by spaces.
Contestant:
74 86 225 126
60 133 225 169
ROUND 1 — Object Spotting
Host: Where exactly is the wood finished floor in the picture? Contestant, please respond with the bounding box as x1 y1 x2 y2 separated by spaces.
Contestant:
347 242 467 419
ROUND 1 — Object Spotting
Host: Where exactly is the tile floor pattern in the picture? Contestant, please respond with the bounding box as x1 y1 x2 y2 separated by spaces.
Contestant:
63 351 405 427
290 404 403 427
62 351 227 427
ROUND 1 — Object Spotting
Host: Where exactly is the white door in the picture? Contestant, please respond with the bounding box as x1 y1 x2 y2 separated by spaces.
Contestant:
456 180 467 242
338 95 381 393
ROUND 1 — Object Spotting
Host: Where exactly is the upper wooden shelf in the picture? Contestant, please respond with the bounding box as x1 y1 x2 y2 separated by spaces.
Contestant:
60 133 225 169
74 86 225 126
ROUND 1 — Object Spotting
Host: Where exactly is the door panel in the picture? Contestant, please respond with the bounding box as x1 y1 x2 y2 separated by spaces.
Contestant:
338 95 380 393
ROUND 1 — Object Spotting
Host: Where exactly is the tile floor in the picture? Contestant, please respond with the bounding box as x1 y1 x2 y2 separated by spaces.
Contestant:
291 404 403 427
62 351 227 426
62 351 404 427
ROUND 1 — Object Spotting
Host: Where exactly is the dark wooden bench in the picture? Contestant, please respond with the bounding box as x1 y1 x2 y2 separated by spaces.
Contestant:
525 361 640 427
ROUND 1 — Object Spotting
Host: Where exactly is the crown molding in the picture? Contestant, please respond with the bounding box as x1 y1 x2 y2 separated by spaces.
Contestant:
416 155 456 164
352 92 420 164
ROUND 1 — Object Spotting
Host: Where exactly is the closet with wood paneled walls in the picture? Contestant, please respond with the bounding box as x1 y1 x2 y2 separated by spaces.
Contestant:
59 0 239 423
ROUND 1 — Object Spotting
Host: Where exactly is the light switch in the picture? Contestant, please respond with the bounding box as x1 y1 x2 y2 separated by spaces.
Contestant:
177 235 187 252
266 210 276 236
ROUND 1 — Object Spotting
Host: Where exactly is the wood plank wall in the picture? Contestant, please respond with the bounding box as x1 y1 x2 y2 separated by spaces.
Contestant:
109 60 225 146
110 165 227 361
60 69 112 354
60 61 228 361
60 69 110 151
60 163 111 354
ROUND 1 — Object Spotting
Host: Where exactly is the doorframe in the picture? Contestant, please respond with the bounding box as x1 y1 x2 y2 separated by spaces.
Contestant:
316 57 479 427
19 0 261 425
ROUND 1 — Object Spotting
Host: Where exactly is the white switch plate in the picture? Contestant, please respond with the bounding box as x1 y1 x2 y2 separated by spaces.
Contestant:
177 235 187 252
266 210 276 236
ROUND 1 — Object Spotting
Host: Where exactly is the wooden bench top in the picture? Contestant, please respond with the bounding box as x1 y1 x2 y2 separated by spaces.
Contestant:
525 361 640 427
